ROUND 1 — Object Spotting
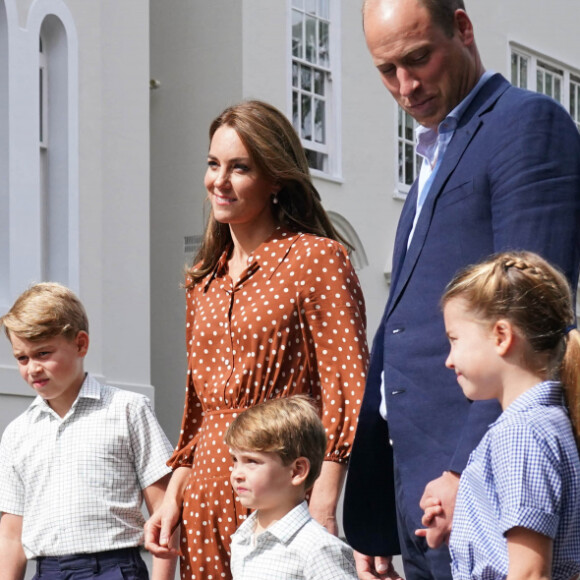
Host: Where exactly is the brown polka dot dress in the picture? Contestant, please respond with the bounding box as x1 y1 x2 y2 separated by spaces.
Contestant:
167 228 369 580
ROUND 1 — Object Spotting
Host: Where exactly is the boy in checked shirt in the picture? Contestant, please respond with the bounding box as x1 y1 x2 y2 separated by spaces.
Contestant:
0 283 176 580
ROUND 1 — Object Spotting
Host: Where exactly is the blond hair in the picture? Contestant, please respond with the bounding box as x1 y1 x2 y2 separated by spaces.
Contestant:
1 282 89 342
225 395 327 490
442 251 580 441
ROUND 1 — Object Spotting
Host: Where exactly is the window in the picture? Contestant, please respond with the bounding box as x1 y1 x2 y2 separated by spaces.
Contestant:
291 0 340 176
510 51 528 89
397 107 421 197
510 45 580 131
536 61 563 103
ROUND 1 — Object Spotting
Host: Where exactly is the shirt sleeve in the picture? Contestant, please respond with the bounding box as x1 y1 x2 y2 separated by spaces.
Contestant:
491 423 561 539
305 539 359 580
0 422 25 516
128 395 174 489
297 238 369 463
167 284 205 469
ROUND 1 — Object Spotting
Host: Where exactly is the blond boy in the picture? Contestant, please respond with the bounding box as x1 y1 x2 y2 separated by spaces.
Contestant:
0 283 176 580
225 395 358 580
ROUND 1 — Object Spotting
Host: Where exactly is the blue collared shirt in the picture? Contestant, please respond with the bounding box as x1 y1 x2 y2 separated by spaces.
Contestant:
407 71 494 246
450 381 580 580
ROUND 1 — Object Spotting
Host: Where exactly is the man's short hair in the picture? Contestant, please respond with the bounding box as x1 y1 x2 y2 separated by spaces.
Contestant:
1 282 89 342
362 0 466 37
225 395 327 490
419 0 466 37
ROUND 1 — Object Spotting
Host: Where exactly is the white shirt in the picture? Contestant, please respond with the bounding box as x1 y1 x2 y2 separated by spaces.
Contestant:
0 374 173 558
230 501 358 580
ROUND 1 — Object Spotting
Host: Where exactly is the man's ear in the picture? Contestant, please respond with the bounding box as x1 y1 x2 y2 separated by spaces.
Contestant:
492 319 514 356
454 9 475 46
291 457 310 487
75 331 90 358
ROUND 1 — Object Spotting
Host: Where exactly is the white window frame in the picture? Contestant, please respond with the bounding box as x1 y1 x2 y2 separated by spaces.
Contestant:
509 43 580 131
289 0 342 179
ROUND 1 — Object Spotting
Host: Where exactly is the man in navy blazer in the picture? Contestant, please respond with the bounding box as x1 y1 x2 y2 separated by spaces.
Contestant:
344 0 580 578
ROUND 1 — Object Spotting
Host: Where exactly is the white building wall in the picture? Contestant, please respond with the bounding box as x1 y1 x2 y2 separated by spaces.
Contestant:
0 0 153 433
1 0 579 457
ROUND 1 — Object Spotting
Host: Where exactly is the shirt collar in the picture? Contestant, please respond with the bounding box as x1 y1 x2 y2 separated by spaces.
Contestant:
28 373 102 419
203 227 300 291
416 70 494 163
233 501 311 545
493 380 565 427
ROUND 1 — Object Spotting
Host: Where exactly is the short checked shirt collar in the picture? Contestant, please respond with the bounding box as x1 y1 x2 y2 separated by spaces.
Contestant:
230 501 358 580
27 372 100 421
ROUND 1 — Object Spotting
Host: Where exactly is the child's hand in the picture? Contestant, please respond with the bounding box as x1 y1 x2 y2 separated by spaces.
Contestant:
415 497 447 547
415 471 459 548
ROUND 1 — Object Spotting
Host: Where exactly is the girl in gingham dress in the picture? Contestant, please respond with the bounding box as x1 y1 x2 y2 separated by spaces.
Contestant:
418 251 580 580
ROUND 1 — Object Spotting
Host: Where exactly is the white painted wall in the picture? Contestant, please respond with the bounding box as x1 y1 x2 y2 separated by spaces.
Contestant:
1 0 579 464
0 0 153 433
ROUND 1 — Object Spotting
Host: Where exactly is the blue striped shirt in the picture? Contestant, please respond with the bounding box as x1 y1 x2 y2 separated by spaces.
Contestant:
450 381 580 580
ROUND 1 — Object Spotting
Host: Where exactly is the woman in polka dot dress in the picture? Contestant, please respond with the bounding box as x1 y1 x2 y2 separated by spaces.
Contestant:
145 100 368 580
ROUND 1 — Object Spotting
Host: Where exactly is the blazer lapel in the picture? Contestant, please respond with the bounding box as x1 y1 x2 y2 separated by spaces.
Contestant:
386 74 511 318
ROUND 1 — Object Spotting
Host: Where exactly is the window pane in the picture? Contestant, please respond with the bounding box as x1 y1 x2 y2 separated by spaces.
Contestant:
301 94 312 139
305 149 325 171
301 65 312 91
314 70 325 96
292 91 300 131
571 85 576 120
398 143 404 183
314 98 326 143
292 0 303 7
520 58 527 88
306 0 316 15
536 70 543 94
546 73 553 97
511 53 518 86
318 0 329 19
319 21 329 67
292 62 299 88
398 107 403 138
305 16 316 63
554 77 561 102
292 11 303 58
405 144 414 185
405 111 414 141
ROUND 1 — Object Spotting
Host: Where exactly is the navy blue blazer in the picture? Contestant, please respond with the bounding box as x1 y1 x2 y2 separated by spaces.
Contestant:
344 74 580 556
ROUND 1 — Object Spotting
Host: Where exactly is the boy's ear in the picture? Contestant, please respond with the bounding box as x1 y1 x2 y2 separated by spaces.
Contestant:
290 457 310 487
75 331 90 357
492 319 514 356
